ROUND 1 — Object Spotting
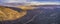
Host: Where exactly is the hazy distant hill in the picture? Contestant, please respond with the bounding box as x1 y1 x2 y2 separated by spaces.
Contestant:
0 3 25 7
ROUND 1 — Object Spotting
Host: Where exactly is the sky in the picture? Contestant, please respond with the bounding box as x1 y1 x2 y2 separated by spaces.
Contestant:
33 0 59 2
0 0 60 5
0 0 59 3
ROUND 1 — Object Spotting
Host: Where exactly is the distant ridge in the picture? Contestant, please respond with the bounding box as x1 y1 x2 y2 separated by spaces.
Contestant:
0 2 60 7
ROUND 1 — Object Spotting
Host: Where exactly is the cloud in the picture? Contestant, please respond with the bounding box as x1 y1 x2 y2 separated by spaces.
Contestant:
0 0 60 5
8 0 28 3
0 0 31 3
27 1 60 5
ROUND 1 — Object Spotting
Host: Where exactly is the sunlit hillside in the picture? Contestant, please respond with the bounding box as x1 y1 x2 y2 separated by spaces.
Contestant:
0 6 27 21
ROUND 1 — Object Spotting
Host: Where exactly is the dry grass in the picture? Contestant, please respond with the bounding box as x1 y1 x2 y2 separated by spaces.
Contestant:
0 6 27 21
